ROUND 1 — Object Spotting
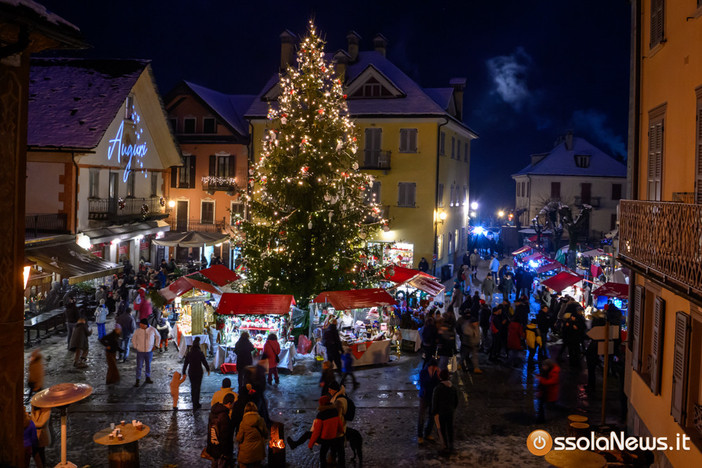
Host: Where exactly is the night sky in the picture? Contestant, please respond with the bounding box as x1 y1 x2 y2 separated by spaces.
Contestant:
37 0 631 215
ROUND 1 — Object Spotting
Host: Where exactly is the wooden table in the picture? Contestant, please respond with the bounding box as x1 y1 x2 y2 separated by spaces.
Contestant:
545 449 606 468
93 423 150 468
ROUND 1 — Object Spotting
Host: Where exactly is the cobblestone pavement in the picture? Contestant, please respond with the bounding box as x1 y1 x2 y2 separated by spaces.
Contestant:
23 258 624 467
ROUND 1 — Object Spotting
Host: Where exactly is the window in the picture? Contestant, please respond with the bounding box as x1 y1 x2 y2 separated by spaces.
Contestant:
448 232 454 256
126 171 135 197
125 95 134 120
463 186 468 205
399 128 418 153
173 155 196 188
650 0 665 48
517 182 522 198
203 117 216 134
648 104 665 201
671 311 691 424
575 154 591 168
551 182 561 200
610 213 617 231
438 184 444 207
526 181 530 197
612 183 622 201
449 185 454 207
151 173 158 197
210 155 234 178
437 234 443 260
169 118 177 133
440 132 445 155
89 169 99 198
363 128 382 167
183 117 196 134
681 310 702 435
464 142 469 162
456 140 461 160
230 201 246 226
451 137 456 159
581 183 592 204
201 200 215 224
364 180 381 205
398 182 416 207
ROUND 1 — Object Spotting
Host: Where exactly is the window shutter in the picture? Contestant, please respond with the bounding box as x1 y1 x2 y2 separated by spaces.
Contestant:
696 101 702 203
649 297 665 395
171 167 177 188
671 311 690 423
209 155 216 177
631 285 644 371
650 0 665 48
189 156 196 188
409 183 416 207
399 129 407 152
229 155 236 178
398 183 406 206
410 129 417 152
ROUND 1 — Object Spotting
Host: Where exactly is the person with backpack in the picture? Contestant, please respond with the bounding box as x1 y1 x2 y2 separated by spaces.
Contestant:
206 392 235 466
308 395 345 468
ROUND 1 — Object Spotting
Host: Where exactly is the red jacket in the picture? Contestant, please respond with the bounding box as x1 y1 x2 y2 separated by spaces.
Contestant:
507 321 523 350
263 339 281 369
539 364 561 402
308 405 343 447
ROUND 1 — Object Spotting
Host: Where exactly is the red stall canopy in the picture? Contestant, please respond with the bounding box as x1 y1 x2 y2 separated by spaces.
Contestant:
535 262 562 274
217 293 296 315
313 288 398 310
159 276 222 302
541 271 583 292
187 265 239 286
385 265 444 296
592 282 629 299
523 253 544 263
512 246 532 256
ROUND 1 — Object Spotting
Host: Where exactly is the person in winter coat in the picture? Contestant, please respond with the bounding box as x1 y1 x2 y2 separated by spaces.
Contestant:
340 348 358 388
420 317 438 368
207 392 235 466
478 301 491 352
514 297 530 327
323 319 344 375
308 395 345 468
447 285 463 314
536 359 561 423
170 371 187 410
432 369 458 452
234 332 255 391
489 255 500 283
501 271 515 301
64 297 79 350
99 324 122 384
69 317 91 368
237 402 268 468
506 319 524 366
94 299 108 339
116 308 136 362
457 313 483 374
418 257 429 273
436 322 456 371
30 405 51 467
263 333 281 385
27 349 44 398
560 309 586 367
481 273 496 305
470 249 480 279
536 305 552 349
182 336 210 410
156 317 170 352
525 320 544 363
417 359 440 443
489 307 508 361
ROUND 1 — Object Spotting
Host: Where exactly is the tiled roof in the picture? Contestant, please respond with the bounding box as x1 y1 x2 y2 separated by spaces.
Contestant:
28 58 148 149
513 137 626 177
183 81 255 136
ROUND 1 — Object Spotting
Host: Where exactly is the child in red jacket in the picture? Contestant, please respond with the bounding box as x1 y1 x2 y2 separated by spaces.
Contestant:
536 359 561 423
308 395 345 467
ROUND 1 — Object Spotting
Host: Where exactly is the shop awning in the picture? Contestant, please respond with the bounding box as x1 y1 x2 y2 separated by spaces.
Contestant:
535 262 561 274
153 231 228 247
406 275 445 296
217 293 295 315
523 253 544 263
158 276 222 302
25 240 122 284
312 288 398 310
512 246 532 256
82 220 170 244
384 265 444 296
187 265 239 286
541 271 583 292
592 282 629 299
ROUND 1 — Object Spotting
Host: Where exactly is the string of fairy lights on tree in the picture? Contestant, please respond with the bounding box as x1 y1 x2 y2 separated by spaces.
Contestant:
240 21 387 306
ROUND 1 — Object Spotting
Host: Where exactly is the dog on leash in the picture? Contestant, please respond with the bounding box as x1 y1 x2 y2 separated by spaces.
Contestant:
346 427 363 465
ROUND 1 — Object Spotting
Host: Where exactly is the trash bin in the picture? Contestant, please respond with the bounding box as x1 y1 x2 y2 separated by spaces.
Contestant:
268 421 286 467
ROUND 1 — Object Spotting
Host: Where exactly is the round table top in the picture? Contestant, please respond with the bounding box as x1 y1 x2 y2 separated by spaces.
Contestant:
93 423 150 446
544 449 606 468
568 414 589 423
31 383 92 408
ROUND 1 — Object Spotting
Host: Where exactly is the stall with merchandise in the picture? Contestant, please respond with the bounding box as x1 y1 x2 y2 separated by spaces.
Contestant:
159 276 222 358
540 270 585 300
214 293 296 372
312 288 397 367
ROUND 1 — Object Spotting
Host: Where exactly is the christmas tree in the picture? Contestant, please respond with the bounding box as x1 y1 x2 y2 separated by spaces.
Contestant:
242 21 384 306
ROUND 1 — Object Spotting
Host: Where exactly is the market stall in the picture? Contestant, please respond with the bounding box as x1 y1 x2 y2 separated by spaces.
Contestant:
592 282 629 311
540 270 584 296
214 293 296 372
187 264 239 287
312 288 397 367
159 276 222 358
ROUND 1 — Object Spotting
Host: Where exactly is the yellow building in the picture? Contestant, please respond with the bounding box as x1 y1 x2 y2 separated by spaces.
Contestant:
246 31 478 275
620 1 702 465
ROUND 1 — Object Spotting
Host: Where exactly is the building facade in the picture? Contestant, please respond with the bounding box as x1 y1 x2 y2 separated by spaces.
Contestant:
246 31 477 274
26 58 181 267
164 81 254 266
620 1 702 466
512 133 626 240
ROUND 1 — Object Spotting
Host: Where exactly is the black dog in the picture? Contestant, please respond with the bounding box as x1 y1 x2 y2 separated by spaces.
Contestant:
346 427 363 466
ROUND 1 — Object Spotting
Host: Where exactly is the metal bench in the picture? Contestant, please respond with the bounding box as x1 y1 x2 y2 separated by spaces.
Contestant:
24 309 66 346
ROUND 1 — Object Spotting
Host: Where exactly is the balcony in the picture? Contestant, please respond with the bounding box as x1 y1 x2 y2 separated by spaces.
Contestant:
88 197 167 223
201 176 238 195
168 218 226 233
619 200 702 296
25 213 69 238
360 150 391 170
574 196 601 208
673 191 695 203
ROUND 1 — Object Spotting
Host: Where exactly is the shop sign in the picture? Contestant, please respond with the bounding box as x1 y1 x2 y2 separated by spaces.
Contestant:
107 107 148 183
118 244 129 255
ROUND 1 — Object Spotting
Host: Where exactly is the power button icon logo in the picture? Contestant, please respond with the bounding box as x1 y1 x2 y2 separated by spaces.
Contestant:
527 430 553 456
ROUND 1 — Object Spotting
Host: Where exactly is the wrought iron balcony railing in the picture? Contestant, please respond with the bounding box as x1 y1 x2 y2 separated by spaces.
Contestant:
25 213 69 237
201 176 238 194
169 218 226 233
619 200 702 295
360 150 391 170
88 197 166 222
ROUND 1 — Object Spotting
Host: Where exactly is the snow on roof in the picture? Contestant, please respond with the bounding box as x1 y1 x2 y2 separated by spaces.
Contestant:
183 81 255 137
423 87 453 111
513 137 626 178
0 0 79 31
28 58 149 149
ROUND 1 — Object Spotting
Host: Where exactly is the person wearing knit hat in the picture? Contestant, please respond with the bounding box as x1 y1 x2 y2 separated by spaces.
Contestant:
308 393 345 466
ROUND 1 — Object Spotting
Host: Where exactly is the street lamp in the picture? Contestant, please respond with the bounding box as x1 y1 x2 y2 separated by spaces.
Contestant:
168 200 176 208
470 201 479 210
497 210 505 218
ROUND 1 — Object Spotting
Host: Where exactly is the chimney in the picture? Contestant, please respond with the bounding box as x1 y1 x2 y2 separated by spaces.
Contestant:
333 50 350 83
346 30 361 62
565 130 574 150
373 33 388 57
449 78 466 121
279 29 297 71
